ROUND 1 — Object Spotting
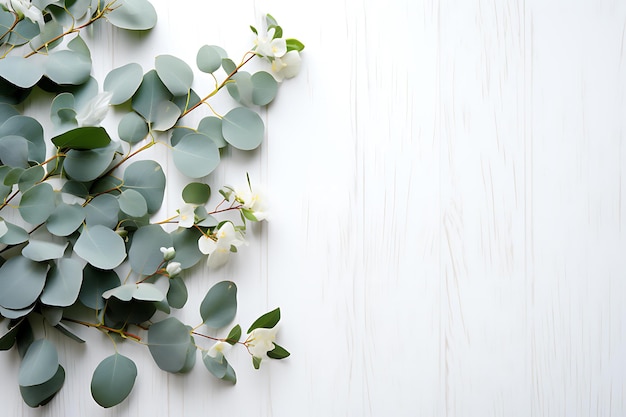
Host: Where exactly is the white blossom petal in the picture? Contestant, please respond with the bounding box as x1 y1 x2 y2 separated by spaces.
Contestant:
75 91 113 127
207 341 231 358
165 262 182 277
178 204 195 228
247 327 278 360
198 235 217 255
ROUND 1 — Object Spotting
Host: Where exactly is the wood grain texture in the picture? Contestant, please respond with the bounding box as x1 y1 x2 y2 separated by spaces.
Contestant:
1 0 625 415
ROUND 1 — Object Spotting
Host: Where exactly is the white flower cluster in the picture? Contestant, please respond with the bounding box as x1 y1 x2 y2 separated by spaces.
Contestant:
253 15 302 82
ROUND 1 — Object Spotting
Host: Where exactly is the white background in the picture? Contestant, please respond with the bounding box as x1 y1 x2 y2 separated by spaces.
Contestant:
2 0 626 416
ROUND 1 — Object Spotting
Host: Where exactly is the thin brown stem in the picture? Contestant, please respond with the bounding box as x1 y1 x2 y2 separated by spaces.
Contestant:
63 318 142 342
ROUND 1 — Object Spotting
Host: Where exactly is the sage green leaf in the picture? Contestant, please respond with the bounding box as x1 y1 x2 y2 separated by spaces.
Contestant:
179 339 197 373
0 167 11 200
8 18 39 46
41 305 63 326
54 322 85 343
106 0 157 30
167 276 187 309
0 221 28 244
18 165 45 192
79 265 120 310
46 203 85 236
202 351 227 379
19 339 59 387
197 214 218 227
182 183 211 205
0 103 19 124
40 258 83 307
148 317 193 373
0 305 35 319
286 38 305 52
0 135 29 168
151 100 181 132
28 19 62 50
222 362 236 383
105 298 156 326
68 33 91 57
172 133 220 178
128 224 171 275
104 63 143 105
19 365 65 408
74 224 126 270
247 307 281 333
118 189 148 217
0 77 32 105
51 126 111 150
197 116 226 148
222 107 264 150
0 56 44 88
226 324 242 345
45 50 92 85
196 45 226 74
222 58 236 74
91 354 137 408
131 70 172 123
63 141 117 182
200 281 237 328
22 240 68 262
85 194 119 229
122 160 166 213
0 318 23 351
0 115 45 163
102 284 135 301
19 182 55 224
251 71 278 106
267 343 290 360
227 71 253 106
118 111 148 143
103 283 164 302
170 227 203 269
170 126 194 147
172 88 201 114
4 167 24 186
155 55 193 96
62 180 89 199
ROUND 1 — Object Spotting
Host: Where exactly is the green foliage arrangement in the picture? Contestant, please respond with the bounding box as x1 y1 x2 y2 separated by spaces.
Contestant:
0 0 304 408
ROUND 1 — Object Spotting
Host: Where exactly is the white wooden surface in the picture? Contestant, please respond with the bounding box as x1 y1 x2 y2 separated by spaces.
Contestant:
2 0 626 415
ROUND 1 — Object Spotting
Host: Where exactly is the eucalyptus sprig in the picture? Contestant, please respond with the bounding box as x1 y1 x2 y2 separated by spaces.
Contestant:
0 0 303 408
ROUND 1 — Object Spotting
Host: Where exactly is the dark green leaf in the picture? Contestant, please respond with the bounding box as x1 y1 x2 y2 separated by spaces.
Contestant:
122 160 166 214
19 365 65 408
182 182 211 205
128 224 172 275
0 256 47 310
91 354 137 408
19 339 59 387
79 265 121 310
199 281 237 328
286 38 305 52
247 307 280 333
148 317 193 373
267 343 290 360
51 126 111 150
226 324 241 345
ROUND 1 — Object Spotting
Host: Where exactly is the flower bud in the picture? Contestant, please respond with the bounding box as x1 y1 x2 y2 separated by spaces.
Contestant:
160 246 176 261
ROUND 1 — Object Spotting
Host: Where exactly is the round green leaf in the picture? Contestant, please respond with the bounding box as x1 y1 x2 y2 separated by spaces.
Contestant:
0 56 44 88
128 224 172 275
79 265 120 310
46 203 85 236
197 116 226 148
91 354 137 408
0 115 45 164
22 240 68 262
0 221 28 245
196 45 225 74
74 225 126 270
133 283 165 301
122 160 166 214
0 135 29 168
131 70 172 123
222 107 265 150
182 183 211 205
155 55 193 96
106 0 157 30
104 63 143 105
118 189 148 217
172 133 220 178
167 276 187 309
45 50 91 85
170 227 203 269
19 365 65 408
200 281 237 328
148 317 193 373
202 351 227 379
226 72 253 106
151 100 181 132
18 165 45 192
19 339 59 387
85 194 119 229
118 111 148 144
18 183 55 225
40 258 83 307
63 142 117 182
251 71 278 106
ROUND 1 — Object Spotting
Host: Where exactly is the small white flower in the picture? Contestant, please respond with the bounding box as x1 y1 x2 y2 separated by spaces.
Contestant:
178 204 196 228
160 246 176 261
197 222 245 269
4 0 44 29
207 341 231 358
246 327 278 360
232 185 268 221
165 261 182 277
254 27 286 58
271 50 302 82
75 91 113 127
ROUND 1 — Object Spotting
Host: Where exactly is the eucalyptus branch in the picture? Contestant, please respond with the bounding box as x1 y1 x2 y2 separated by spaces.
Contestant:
63 318 142 342
0 15 19 44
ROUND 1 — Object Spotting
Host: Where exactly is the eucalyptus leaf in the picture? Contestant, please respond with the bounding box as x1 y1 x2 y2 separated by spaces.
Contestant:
85 194 120 229
19 339 59 387
202 351 227 379
251 71 278 106
19 365 65 408
226 72 253 106
151 100 181 132
0 135 29 168
148 317 193 373
222 107 265 150
0 221 28 244
18 165 45 192
79 265 120 310
18 183 55 225
106 0 157 30
91 354 137 408
122 160 166 213
40 258 83 307
0 115 46 163
0 305 35 319
170 227 203 269
54 322 85 344
118 189 148 217
45 50 92 85
172 133 220 178
196 45 226 74
46 203 85 236
104 63 143 105
63 141 117 182
197 116 226 148
22 240 68 262
182 183 211 205
118 111 148 143
74 224 127 270
41 305 63 326
0 56 44 88
199 281 237 328
0 103 19 124
28 19 62 50
167 276 187 309
155 55 194 96
131 70 172 124
0 319 23 351
128 224 172 275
